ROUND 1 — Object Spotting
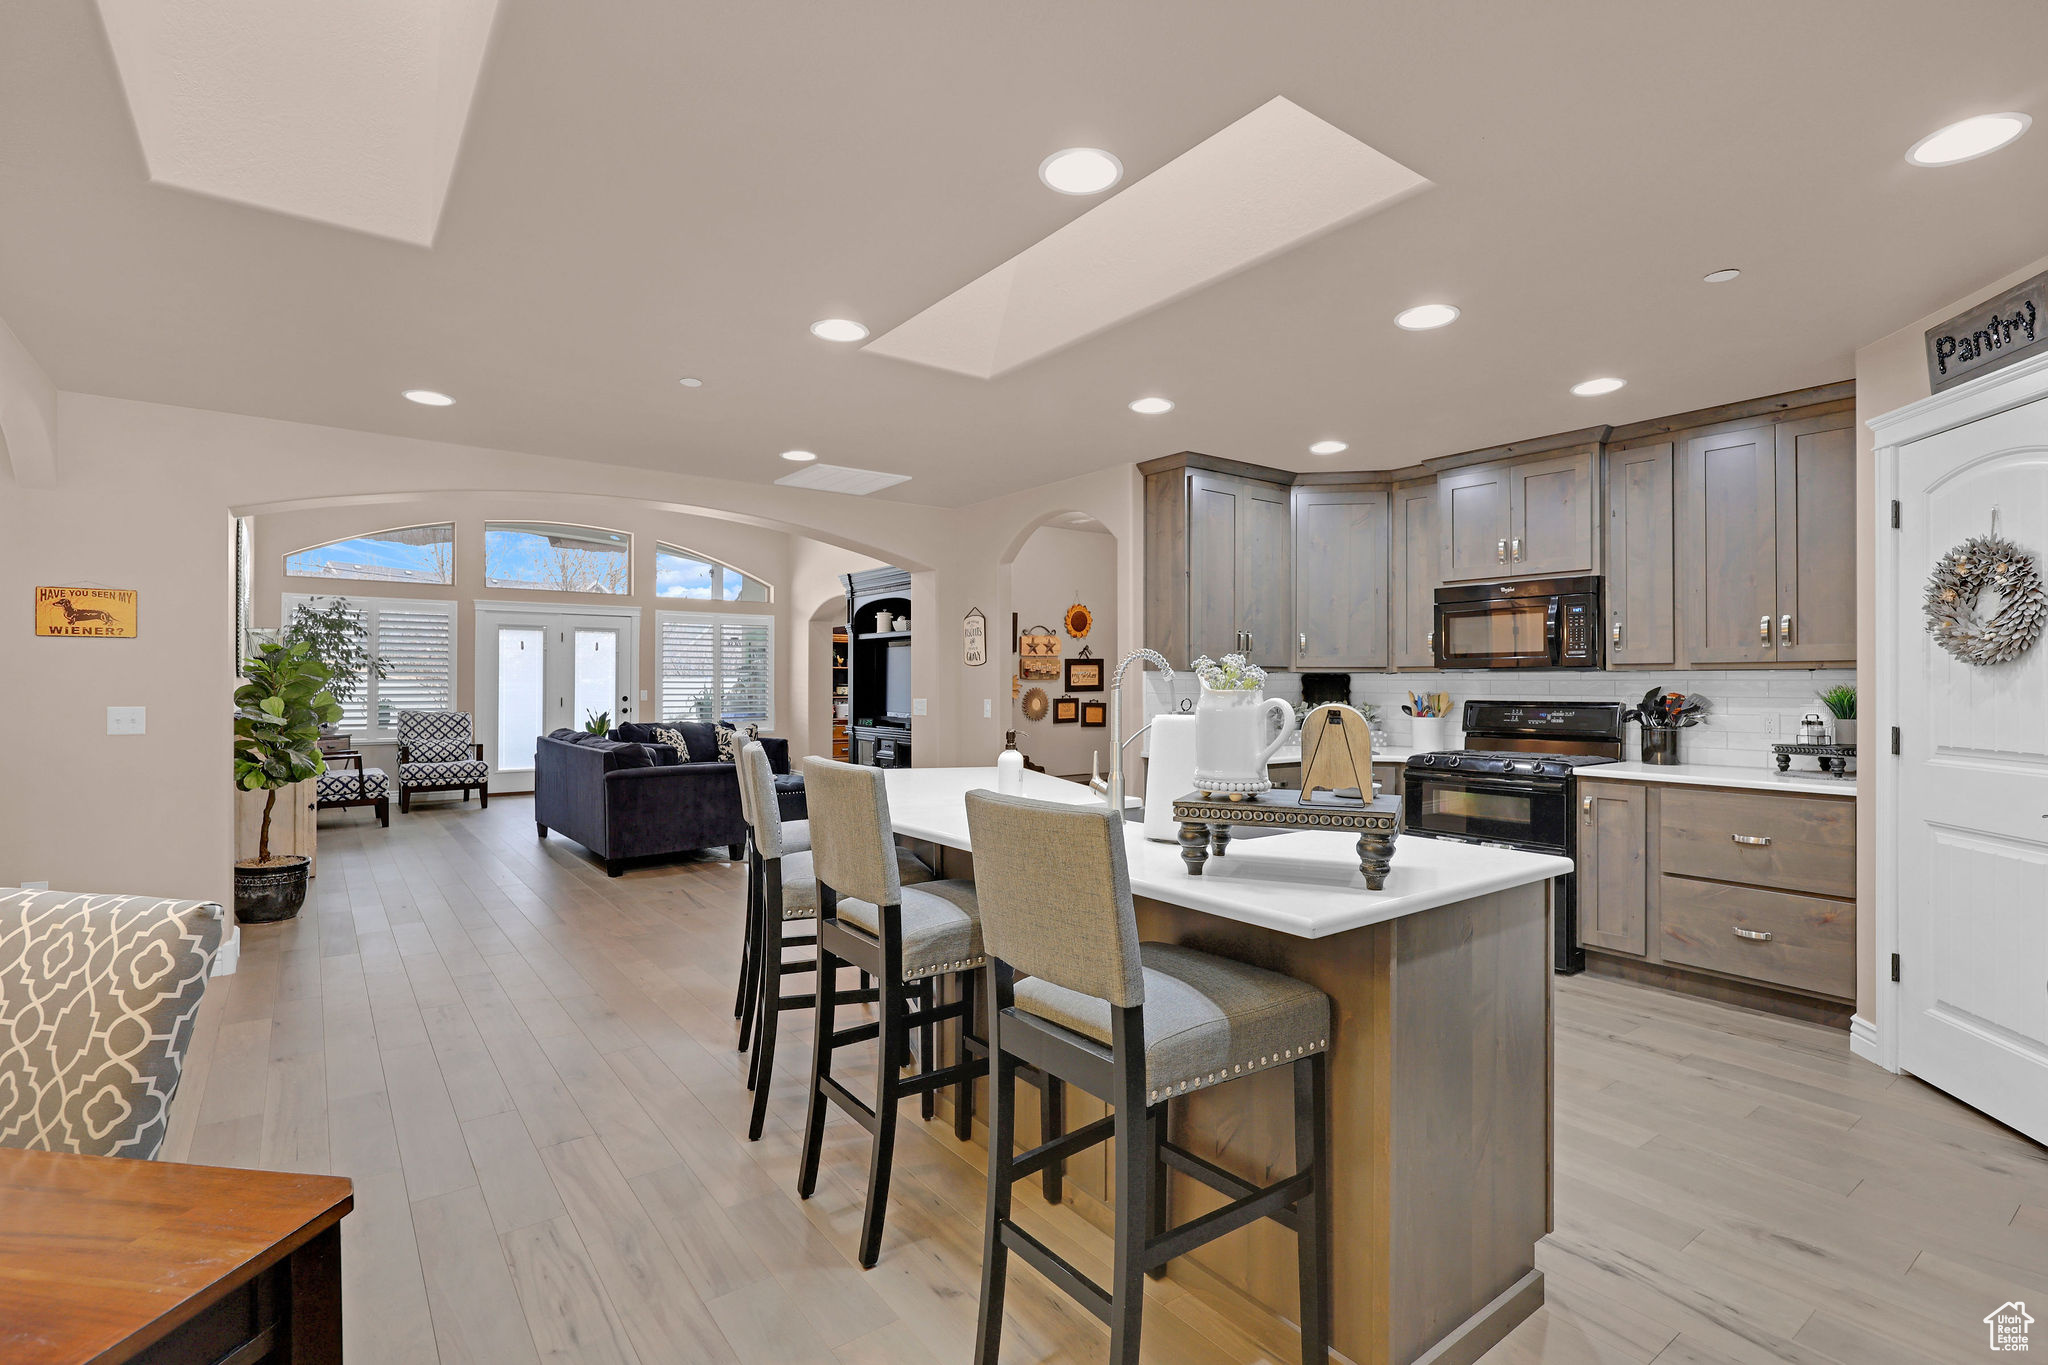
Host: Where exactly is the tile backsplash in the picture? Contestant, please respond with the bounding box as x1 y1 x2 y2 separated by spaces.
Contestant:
1145 667 1855 769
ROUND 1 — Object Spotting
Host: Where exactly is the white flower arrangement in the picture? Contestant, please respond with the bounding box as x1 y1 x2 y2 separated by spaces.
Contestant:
1191 653 1266 691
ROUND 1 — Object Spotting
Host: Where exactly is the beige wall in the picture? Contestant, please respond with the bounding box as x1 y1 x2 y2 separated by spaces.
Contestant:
0 385 1141 904
1852 248 2048 1021
1006 525 1118 778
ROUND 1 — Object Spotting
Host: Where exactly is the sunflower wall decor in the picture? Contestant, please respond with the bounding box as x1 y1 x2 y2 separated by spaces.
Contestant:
1064 602 1093 638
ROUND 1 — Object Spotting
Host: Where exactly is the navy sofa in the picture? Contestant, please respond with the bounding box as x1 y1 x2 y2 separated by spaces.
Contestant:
533 723 804 875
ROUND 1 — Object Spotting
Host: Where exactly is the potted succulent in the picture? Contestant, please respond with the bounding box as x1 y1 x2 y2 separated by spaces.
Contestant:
233 639 339 923
281 597 385 754
1819 684 1856 747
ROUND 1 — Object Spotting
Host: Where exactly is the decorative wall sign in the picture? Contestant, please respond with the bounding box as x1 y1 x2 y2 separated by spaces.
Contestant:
1020 625 1062 680
1064 603 1094 639
1923 532 2046 665
35 586 138 638
1022 687 1050 722
963 608 987 667
1926 269 2048 393
1052 695 1080 724
1080 699 1107 728
1064 654 1104 691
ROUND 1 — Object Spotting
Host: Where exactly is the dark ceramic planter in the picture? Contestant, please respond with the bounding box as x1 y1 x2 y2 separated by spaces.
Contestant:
235 856 310 923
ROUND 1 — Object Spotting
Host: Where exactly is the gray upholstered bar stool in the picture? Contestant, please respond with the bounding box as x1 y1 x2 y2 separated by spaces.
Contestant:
963 789 1334 1365
796 755 991 1268
735 741 929 1142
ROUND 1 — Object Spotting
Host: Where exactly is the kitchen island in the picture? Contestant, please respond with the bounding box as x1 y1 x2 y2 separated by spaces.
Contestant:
885 767 1571 1365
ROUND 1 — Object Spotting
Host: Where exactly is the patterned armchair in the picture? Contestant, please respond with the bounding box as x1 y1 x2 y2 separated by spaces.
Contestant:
396 710 490 813
0 890 225 1160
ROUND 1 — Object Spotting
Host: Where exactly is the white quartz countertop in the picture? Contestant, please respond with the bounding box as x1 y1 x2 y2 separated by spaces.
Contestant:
1581 761 1856 796
883 767 1571 940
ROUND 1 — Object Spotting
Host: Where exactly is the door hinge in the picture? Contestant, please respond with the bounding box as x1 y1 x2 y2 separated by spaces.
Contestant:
1891 726 1901 755
1891 953 1901 983
1890 499 1900 529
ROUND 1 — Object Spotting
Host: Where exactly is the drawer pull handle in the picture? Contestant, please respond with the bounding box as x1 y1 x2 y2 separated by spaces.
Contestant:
1733 927 1773 942
1731 834 1772 846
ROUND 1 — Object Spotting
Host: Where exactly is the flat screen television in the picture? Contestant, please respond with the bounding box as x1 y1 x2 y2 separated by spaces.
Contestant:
883 642 912 721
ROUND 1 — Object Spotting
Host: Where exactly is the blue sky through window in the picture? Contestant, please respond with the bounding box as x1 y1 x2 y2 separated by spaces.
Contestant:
284 525 453 583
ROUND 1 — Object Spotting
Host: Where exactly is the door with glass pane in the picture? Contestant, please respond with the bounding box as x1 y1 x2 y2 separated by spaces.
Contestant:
476 605 639 793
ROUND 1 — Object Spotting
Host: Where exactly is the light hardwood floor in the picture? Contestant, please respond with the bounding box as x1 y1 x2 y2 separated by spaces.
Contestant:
165 795 2048 1365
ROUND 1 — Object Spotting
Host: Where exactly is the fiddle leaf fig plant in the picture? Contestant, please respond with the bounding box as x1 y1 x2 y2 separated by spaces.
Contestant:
281 596 386 708
234 639 340 863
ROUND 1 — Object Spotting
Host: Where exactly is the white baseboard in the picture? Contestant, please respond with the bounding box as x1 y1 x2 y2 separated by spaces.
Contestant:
1849 1013 1887 1070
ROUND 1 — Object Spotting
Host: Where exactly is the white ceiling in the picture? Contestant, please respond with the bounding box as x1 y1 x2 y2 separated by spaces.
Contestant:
4 2 2048 506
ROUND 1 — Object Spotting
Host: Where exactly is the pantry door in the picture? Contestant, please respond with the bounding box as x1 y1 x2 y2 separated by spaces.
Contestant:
475 603 640 793
1881 368 2048 1145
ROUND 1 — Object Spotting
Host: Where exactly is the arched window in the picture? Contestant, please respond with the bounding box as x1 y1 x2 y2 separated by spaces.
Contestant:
484 522 630 594
284 523 455 584
656 543 771 602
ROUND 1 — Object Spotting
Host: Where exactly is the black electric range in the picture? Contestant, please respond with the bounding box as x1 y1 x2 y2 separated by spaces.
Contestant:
1403 701 1627 973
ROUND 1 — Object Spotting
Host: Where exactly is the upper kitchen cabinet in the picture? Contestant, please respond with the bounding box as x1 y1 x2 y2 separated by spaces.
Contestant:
1604 441 1675 666
1438 447 1598 582
1677 409 1855 666
1389 479 1440 668
1143 456 1293 669
1291 484 1390 669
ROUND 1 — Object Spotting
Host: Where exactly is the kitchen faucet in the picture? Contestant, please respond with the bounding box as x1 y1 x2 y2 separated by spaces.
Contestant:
1089 648 1174 819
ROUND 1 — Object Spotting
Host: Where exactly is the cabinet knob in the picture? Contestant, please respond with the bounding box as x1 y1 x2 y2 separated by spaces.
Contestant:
1733 927 1773 942
1779 613 1793 646
1497 538 1508 564
1758 615 1772 644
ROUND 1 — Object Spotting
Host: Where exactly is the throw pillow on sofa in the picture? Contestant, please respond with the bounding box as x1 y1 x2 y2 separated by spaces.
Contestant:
714 721 760 763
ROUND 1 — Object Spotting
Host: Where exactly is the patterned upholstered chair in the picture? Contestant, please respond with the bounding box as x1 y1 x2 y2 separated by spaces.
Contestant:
0 890 225 1161
315 752 390 826
396 710 490 813
963 790 1333 1365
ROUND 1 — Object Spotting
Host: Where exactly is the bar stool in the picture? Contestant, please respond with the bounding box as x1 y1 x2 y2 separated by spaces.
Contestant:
732 744 812 1049
795 756 996 1268
962 789 1333 1365
735 742 928 1142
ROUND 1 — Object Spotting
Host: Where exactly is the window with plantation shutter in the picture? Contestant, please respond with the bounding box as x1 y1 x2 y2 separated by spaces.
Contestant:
657 611 774 730
282 594 456 739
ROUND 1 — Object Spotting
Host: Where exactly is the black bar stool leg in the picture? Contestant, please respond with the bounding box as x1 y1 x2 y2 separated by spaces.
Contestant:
796 930 839 1202
1108 1037 1152 1365
1039 1072 1065 1204
746 868 785 1141
733 847 756 1020
1144 1099 1168 1278
972 976 1015 1365
918 978 936 1122
1295 1051 1333 1365
954 969 977 1142
857 964 904 1269
737 856 762 1054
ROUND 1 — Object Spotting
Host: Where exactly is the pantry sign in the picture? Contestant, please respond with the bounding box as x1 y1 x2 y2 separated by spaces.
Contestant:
34 586 138 638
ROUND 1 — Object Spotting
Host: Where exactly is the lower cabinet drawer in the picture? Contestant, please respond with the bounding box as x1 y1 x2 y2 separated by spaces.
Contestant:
1658 788 1855 898
1658 875 1854 999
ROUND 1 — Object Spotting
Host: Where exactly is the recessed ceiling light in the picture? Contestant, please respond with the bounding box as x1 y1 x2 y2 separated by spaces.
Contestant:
1702 268 1741 284
1128 396 1174 415
810 318 869 342
1038 147 1123 195
403 389 454 406
1309 440 1349 455
780 450 818 462
678 376 703 387
1907 112 2031 166
1394 303 1460 330
1571 377 1626 397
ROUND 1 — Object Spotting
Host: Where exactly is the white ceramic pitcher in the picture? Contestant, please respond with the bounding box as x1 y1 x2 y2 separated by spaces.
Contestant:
1191 684 1295 798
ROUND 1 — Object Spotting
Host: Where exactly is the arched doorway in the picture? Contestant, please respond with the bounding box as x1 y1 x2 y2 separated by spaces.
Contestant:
1001 511 1118 780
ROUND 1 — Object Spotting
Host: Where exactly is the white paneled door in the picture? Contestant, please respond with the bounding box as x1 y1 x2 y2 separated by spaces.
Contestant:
476 603 639 793
1888 386 2048 1145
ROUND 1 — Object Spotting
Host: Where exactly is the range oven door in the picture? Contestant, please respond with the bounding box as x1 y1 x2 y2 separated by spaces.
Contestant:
1402 770 1571 852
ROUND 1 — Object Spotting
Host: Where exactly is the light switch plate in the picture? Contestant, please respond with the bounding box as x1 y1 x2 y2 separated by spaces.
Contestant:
107 706 146 735
982 698 992 718
913 698 928 716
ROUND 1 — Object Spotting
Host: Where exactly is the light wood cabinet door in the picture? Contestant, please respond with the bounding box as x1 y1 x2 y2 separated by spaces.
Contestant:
1292 486 1390 668
1186 472 1241 663
1575 779 1648 956
1235 478 1293 667
1680 423 1779 664
1389 480 1439 668
1774 413 1856 663
1437 461 1513 583
1506 449 1597 576
1605 442 1675 666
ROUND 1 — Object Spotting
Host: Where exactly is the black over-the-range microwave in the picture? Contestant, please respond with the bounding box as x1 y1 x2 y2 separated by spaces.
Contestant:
1432 576 1603 669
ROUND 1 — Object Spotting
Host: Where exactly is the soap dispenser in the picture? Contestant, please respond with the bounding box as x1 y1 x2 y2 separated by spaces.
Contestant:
996 732 1025 794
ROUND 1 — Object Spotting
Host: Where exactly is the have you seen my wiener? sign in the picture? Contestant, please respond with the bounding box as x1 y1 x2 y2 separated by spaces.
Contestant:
35 586 138 638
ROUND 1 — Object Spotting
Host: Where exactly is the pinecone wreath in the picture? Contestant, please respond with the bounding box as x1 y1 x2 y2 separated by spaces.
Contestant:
1923 533 2047 666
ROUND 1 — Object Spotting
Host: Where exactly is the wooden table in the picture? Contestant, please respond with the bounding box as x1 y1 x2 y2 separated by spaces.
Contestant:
0 1148 352 1364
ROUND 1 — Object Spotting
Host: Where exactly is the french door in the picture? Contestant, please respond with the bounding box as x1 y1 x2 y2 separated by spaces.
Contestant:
475 603 640 793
